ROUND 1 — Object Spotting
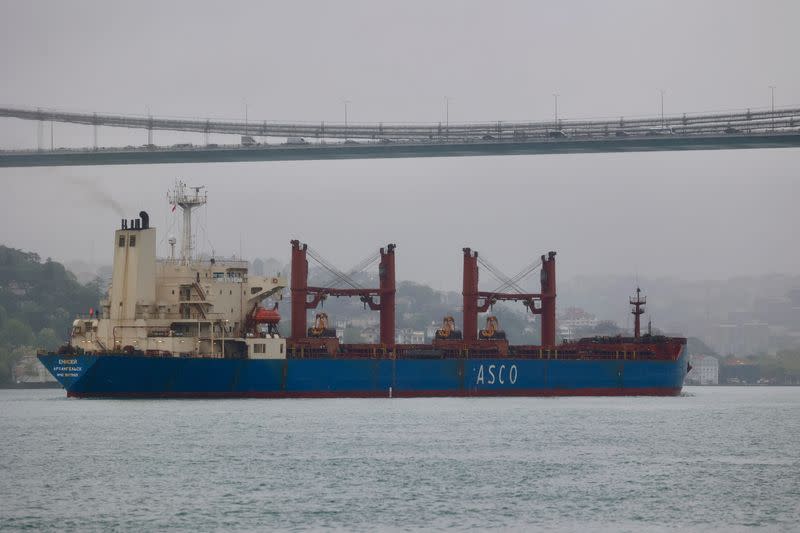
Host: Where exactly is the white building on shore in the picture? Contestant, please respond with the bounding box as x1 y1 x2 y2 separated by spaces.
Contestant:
396 328 425 344
686 354 719 385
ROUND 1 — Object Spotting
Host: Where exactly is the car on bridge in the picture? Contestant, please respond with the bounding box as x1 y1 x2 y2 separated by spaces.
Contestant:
645 127 674 135
547 130 568 138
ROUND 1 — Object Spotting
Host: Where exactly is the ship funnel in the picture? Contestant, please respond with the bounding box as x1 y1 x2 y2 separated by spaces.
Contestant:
140 211 150 229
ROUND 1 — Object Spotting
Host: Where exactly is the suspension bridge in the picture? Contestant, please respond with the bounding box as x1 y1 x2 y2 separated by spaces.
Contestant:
1 105 799 167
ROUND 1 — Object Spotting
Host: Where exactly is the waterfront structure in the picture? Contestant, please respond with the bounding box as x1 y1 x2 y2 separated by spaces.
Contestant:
686 355 719 385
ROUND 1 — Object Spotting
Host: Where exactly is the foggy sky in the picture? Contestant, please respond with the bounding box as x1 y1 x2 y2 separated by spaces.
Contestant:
0 1 798 291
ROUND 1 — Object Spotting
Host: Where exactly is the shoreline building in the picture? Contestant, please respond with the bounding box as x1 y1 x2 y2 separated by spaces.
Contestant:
558 307 598 339
686 354 719 385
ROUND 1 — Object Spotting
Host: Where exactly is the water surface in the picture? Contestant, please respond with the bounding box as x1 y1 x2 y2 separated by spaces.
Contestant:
1 387 798 531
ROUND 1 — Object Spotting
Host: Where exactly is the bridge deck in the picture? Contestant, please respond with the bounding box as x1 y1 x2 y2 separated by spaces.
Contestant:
2 133 799 167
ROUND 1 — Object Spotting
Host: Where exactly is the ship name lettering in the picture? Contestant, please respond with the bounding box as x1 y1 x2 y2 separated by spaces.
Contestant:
476 364 517 385
54 366 82 372
59 359 77 365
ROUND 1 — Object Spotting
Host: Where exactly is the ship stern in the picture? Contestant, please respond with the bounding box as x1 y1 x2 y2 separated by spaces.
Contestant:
37 353 99 395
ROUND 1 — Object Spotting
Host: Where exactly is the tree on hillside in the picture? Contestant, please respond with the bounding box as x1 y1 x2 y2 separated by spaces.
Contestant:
687 337 719 356
251 258 265 276
0 347 12 383
37 328 61 350
1 319 34 347
777 348 800 378
0 245 103 385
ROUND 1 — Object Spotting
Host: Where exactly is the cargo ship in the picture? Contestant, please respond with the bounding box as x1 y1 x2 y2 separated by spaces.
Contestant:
39 182 688 398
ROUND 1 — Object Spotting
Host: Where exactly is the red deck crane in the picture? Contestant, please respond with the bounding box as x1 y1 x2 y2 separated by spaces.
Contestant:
462 248 557 347
290 240 396 346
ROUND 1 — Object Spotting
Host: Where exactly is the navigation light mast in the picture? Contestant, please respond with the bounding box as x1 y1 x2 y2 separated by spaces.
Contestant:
167 180 207 263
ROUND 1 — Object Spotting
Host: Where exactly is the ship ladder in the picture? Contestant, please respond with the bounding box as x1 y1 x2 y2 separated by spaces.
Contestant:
191 282 208 319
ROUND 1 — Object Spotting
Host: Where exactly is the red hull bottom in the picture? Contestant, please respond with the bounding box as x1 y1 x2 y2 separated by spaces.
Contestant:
67 386 683 399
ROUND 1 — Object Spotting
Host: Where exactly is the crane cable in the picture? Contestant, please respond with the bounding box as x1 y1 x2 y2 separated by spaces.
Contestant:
323 252 380 289
306 246 382 291
477 255 543 295
493 258 543 294
477 255 527 294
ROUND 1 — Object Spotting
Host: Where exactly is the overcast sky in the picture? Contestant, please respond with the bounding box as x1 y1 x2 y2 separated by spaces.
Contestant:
0 0 798 290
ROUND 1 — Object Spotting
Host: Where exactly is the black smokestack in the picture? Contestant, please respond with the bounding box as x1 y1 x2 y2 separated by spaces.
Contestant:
140 211 150 229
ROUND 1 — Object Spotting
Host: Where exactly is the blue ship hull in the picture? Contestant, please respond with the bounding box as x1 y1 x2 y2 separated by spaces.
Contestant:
38 348 688 398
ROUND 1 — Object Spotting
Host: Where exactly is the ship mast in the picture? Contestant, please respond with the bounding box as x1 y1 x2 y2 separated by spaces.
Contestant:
167 180 207 263
630 287 646 339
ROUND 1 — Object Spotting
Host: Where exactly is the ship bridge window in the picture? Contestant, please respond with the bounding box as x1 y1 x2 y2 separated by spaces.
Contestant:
119 236 125 247
253 343 266 354
129 235 136 247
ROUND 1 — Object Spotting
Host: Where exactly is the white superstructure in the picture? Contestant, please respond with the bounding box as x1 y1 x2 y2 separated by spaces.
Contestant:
70 182 288 359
